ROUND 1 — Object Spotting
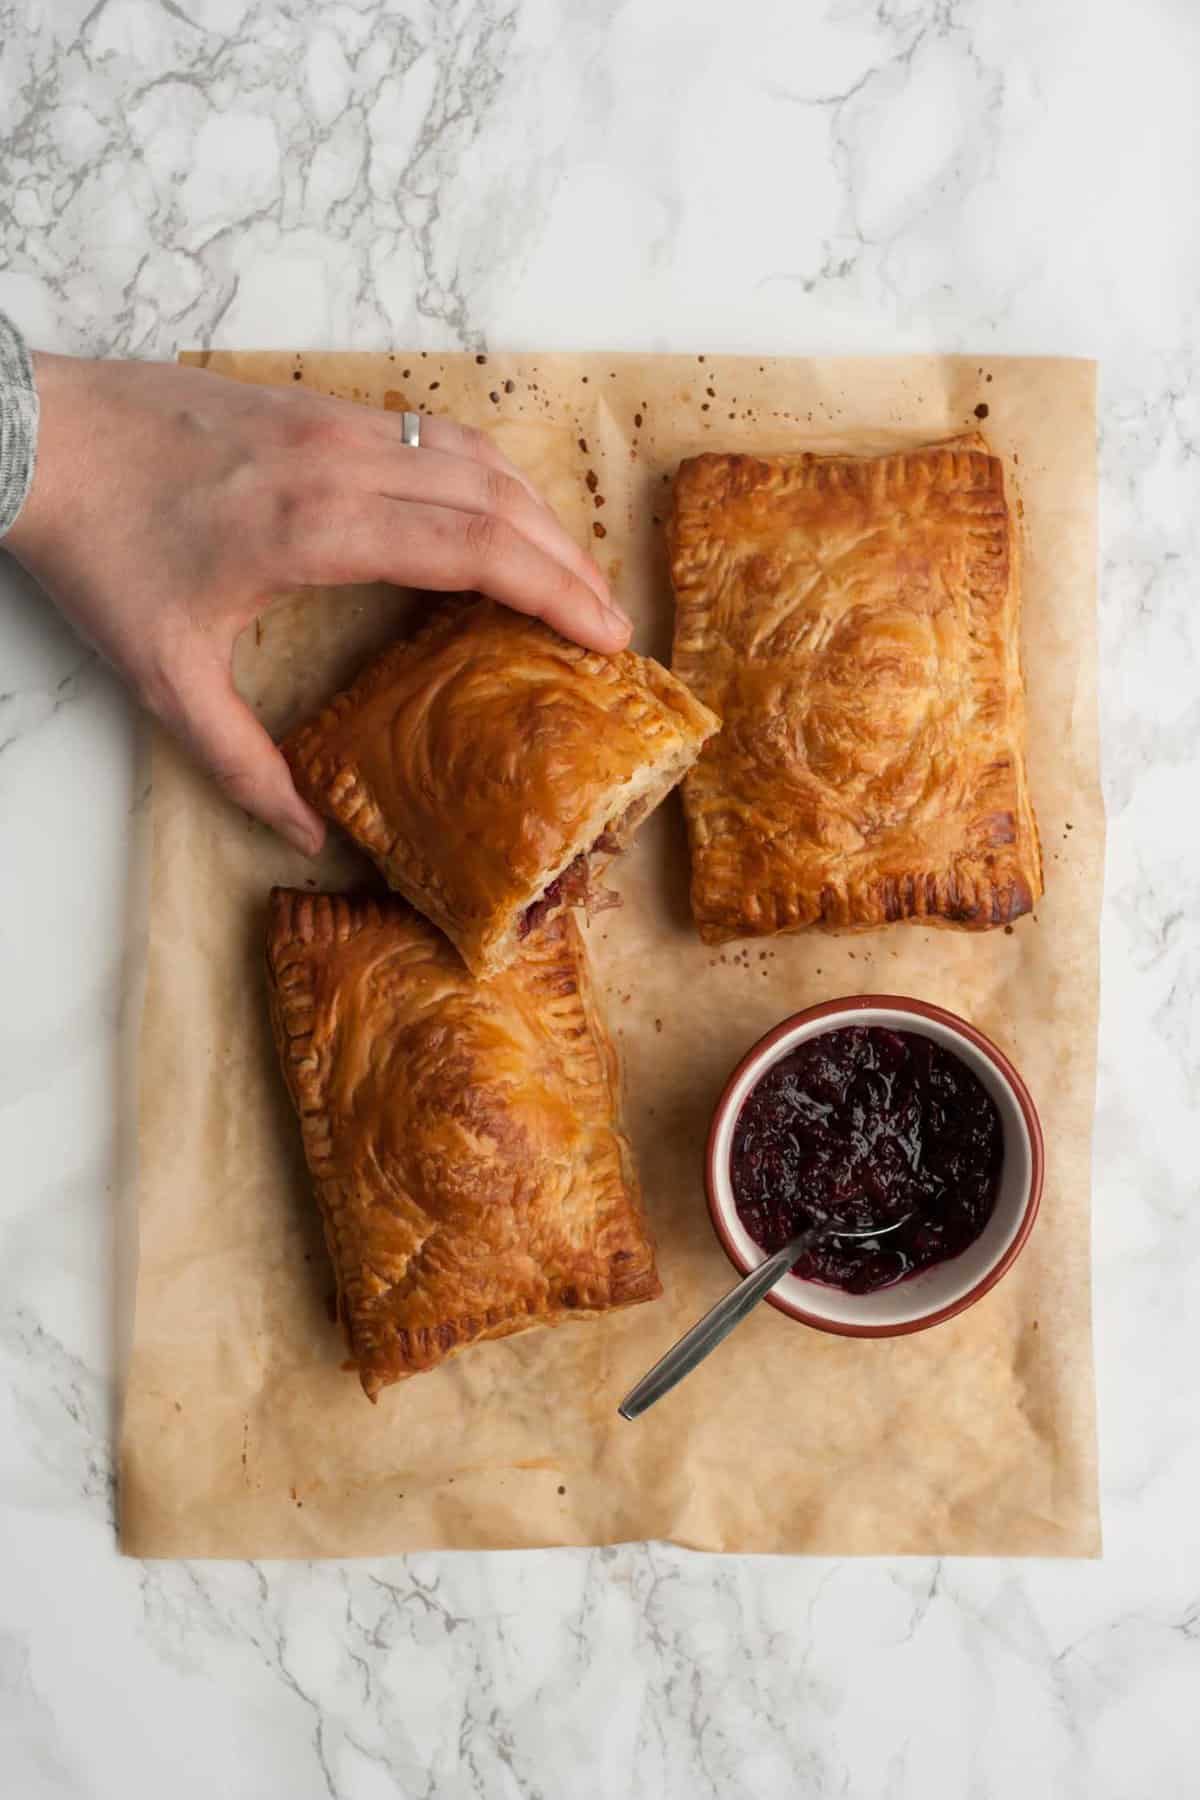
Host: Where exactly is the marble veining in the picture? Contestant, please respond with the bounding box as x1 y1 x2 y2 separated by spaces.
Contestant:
3 0 1200 1795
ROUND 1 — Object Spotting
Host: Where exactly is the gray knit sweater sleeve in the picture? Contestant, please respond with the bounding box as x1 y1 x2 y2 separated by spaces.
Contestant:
0 312 39 539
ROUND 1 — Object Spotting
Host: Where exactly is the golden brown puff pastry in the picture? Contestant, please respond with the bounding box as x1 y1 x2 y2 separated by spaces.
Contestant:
265 886 660 1398
668 434 1043 944
282 600 719 978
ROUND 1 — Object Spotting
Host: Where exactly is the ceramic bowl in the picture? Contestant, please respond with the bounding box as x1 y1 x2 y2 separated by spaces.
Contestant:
705 994 1043 1336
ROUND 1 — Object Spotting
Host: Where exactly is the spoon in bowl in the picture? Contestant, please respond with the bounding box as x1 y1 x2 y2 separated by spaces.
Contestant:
617 1214 912 1420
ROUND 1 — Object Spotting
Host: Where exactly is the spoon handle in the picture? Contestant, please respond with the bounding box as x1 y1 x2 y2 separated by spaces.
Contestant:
618 1229 822 1421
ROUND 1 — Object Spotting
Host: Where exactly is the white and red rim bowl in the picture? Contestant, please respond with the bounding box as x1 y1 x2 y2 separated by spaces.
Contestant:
706 995 1043 1337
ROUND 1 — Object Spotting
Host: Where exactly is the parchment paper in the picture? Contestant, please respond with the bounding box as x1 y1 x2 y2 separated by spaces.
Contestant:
119 351 1101 1558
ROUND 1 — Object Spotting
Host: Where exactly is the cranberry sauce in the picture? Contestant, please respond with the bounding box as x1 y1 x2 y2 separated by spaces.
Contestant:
730 1025 1003 1294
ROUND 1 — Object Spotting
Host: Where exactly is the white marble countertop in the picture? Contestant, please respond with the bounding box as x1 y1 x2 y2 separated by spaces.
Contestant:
2 3 1198 1795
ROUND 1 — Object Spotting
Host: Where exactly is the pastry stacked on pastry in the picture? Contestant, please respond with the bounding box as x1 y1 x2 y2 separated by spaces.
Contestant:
266 433 1041 1398
266 599 718 1396
282 599 719 977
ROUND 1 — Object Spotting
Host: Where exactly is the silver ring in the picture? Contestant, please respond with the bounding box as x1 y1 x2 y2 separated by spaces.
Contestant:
400 410 421 449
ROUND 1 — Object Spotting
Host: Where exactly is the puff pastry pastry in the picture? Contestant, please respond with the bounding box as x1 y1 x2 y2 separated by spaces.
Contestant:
265 886 660 1398
669 434 1042 943
283 600 719 977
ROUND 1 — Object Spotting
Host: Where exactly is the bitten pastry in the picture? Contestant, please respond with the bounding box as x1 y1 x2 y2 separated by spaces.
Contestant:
265 887 660 1398
669 434 1043 944
282 600 719 977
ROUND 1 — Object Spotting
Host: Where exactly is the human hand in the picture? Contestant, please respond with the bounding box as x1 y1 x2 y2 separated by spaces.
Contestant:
4 353 629 854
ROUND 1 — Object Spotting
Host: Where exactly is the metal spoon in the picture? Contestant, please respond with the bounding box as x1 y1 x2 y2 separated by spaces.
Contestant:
617 1214 913 1420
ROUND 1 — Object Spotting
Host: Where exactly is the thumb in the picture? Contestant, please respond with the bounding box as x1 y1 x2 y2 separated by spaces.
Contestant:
164 662 326 856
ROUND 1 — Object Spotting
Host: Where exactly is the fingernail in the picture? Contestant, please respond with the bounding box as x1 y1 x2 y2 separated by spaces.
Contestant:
604 602 632 640
284 818 323 857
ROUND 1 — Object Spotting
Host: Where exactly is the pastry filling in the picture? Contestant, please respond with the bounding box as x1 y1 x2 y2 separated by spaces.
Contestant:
731 1026 1003 1293
516 798 650 940
518 853 592 940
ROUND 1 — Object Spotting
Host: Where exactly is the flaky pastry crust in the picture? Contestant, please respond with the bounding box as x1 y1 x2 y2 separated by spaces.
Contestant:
282 600 719 976
265 887 660 1398
669 435 1043 943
